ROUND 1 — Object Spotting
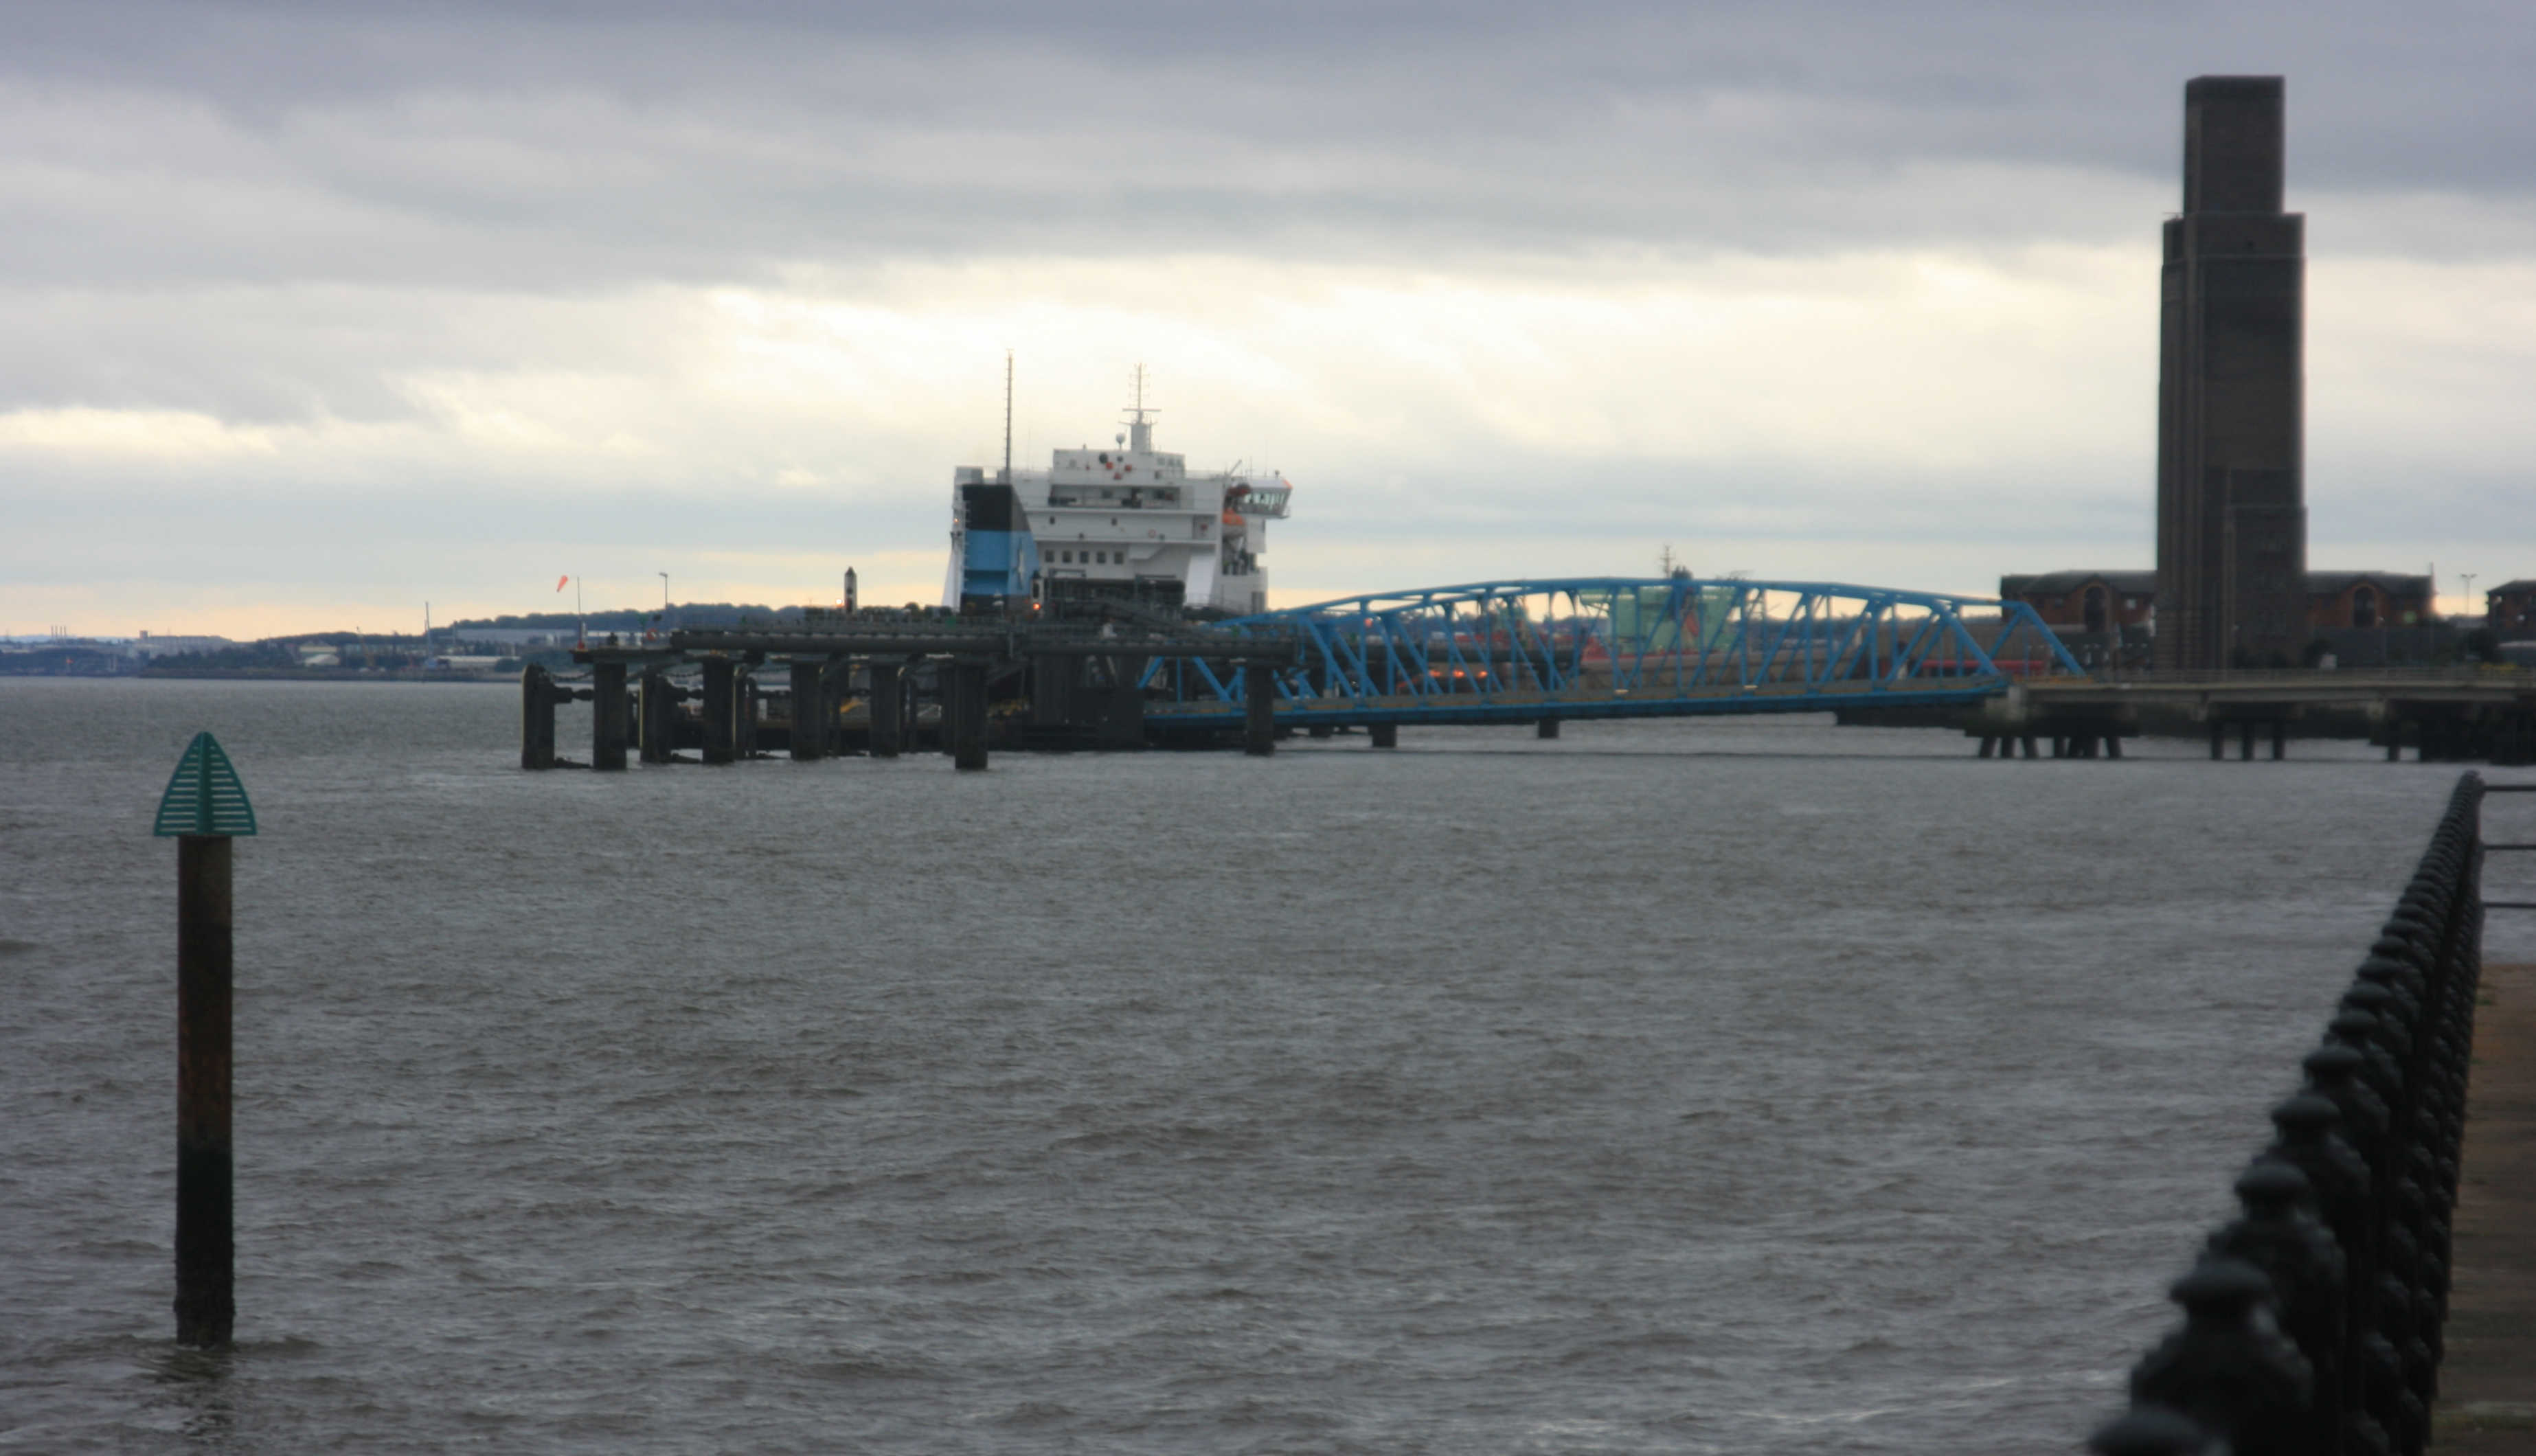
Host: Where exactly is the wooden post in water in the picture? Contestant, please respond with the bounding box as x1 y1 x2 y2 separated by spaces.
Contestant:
701 657 737 764
521 663 558 770
1536 718 1561 740
952 660 990 771
1370 722 1399 749
789 659 826 762
1243 663 1276 756
591 661 629 771
153 732 256 1348
637 668 673 764
868 661 903 758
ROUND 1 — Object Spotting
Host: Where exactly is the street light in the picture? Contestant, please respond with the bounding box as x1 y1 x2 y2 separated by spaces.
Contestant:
2460 571 2478 622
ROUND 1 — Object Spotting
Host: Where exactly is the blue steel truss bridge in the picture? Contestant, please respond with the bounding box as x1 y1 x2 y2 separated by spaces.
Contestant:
1145 577 2087 732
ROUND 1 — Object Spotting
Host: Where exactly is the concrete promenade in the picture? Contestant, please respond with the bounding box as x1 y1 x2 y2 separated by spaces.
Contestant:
2435 959 2536 1450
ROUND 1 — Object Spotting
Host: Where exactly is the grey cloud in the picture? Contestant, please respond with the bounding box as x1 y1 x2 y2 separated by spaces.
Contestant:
3 1 2531 300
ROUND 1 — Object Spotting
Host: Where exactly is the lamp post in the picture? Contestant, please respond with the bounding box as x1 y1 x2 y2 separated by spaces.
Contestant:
2460 571 2478 624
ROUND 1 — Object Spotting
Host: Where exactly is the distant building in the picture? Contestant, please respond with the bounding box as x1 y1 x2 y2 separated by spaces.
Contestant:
2489 581 2536 637
2304 571 2430 631
1998 571 2158 632
2001 569 2438 665
2155 76 2308 669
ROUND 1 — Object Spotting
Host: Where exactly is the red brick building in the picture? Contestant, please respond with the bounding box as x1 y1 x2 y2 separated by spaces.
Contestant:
1997 571 2158 633
2004 570 2432 634
2303 572 2432 630
2490 581 2536 637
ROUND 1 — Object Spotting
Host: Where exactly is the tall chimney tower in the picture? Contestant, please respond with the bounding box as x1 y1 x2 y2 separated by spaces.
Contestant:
2155 76 2306 670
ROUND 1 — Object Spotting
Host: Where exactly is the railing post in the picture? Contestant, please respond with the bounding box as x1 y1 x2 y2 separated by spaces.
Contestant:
2093 773 2489 1454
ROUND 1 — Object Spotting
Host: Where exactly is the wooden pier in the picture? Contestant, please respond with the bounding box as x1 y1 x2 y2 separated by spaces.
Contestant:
526 613 1300 771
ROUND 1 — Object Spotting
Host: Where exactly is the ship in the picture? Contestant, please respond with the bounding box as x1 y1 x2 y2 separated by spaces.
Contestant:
944 370 1293 617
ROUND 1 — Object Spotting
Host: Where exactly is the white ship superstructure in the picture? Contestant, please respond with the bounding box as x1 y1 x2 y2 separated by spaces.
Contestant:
944 383 1293 616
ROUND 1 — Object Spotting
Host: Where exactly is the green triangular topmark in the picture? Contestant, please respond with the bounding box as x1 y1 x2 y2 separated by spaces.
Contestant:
152 731 257 837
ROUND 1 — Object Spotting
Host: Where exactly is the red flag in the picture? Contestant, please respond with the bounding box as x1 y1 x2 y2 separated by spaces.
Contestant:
556 574 570 591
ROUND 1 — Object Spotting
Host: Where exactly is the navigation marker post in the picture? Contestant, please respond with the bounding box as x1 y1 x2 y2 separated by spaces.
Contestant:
152 731 257 1347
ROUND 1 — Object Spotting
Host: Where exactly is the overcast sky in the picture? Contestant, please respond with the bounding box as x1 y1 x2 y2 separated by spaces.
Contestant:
5 0 2532 637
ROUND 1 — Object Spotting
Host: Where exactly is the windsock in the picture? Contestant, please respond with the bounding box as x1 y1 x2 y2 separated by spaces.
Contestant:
556 575 570 591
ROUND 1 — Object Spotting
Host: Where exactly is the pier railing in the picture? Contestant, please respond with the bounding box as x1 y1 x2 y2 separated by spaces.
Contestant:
2090 771 2485 1456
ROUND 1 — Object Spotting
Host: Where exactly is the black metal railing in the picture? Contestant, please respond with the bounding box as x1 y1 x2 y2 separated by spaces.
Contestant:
2090 772 2486 1456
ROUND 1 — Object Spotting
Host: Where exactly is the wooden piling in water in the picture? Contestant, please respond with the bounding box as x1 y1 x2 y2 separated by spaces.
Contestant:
174 834 234 1347
638 668 673 764
789 659 825 762
952 661 990 770
521 663 561 770
1370 723 1398 749
1537 718 1561 740
1243 663 1275 757
868 662 903 758
591 661 629 771
700 657 736 764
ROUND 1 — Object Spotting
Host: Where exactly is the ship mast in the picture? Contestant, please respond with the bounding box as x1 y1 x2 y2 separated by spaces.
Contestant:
1126 363 1155 453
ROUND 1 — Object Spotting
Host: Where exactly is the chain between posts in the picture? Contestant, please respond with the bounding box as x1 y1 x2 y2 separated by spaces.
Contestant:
2090 771 2485 1456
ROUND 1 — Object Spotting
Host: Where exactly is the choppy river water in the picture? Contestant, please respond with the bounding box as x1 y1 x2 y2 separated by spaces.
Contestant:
5 679 2524 1453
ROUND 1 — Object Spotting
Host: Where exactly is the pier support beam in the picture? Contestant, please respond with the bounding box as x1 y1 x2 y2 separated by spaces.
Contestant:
1537 718 1561 740
701 657 738 765
951 660 989 771
1978 736 1996 758
2239 722 2256 761
638 668 674 764
591 661 629 771
1243 664 1275 757
2271 719 2287 761
1370 723 1398 749
869 662 902 759
2210 720 2226 760
789 659 826 762
2020 736 2039 759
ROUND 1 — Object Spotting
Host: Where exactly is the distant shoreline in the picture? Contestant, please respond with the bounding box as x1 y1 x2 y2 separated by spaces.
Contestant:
116 668 519 683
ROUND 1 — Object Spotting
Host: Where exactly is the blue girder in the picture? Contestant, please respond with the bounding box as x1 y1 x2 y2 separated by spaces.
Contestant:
1143 577 2085 727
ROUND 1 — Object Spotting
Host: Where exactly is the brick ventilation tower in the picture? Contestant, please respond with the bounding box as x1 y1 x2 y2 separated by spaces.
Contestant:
2154 76 2307 670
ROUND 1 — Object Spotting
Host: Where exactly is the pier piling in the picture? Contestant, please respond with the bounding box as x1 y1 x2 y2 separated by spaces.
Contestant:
637 668 673 764
701 657 737 765
1370 723 1398 749
519 664 571 770
1243 664 1275 757
952 660 989 771
1537 718 1561 740
869 662 903 759
591 661 629 771
788 660 825 762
